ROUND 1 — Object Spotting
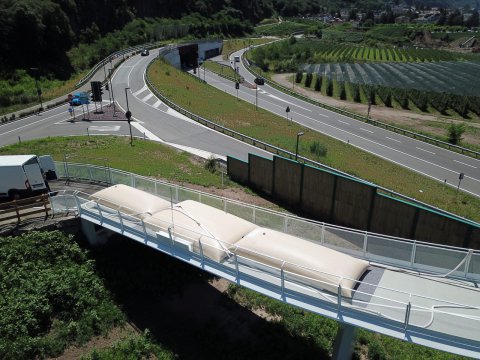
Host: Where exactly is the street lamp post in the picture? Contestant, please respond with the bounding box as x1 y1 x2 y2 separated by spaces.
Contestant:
108 69 116 116
295 132 304 161
30 67 43 112
255 86 258 111
124 87 133 146
124 87 130 112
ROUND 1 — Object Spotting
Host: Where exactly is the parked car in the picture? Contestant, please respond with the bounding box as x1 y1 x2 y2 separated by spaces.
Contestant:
254 77 265 85
141 49 149 56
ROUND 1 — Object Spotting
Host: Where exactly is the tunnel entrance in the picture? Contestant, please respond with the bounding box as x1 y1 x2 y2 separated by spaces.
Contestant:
179 44 199 69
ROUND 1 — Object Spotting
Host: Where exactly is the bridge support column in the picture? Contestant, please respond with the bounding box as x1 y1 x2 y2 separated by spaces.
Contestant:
332 323 357 360
81 219 110 246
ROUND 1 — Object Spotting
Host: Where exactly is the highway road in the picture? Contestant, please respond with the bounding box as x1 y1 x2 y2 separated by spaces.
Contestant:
196 48 480 197
1 45 479 198
0 50 270 163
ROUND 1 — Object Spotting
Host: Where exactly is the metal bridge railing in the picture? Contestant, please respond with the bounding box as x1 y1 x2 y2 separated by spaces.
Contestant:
51 187 480 350
53 161 480 283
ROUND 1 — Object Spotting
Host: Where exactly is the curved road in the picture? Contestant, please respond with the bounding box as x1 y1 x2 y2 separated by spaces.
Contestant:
1 45 479 198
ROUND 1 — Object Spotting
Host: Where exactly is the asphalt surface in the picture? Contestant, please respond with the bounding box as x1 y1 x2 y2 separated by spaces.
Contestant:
1 45 479 197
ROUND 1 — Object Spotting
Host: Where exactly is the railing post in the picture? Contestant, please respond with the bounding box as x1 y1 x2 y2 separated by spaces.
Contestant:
363 232 368 257
284 217 288 233
97 203 103 224
89 167 93 182
199 239 205 266
131 173 135 188
175 186 179 203
404 302 412 331
117 210 124 233
321 223 325 245
141 219 147 242
410 241 417 267
464 251 472 278
234 254 240 282
337 285 342 313
252 207 256 224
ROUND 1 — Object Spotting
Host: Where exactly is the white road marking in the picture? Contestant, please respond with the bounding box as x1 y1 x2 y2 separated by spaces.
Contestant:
88 125 121 132
318 113 329 118
416 147 435 155
337 119 349 124
360 128 374 134
141 93 153 102
153 100 162 108
453 160 477 169
0 111 65 136
386 137 401 143
267 94 312 112
133 85 148 96
297 112 480 185
130 122 161 141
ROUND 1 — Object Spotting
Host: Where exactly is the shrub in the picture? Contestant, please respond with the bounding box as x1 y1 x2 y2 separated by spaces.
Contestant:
305 73 313 87
295 71 303 83
393 89 409 109
377 86 392 107
326 78 333 96
351 83 361 102
429 92 448 114
409 89 428 112
204 156 217 173
314 75 322 91
447 123 466 144
338 82 346 100
449 95 469 118
309 141 328 157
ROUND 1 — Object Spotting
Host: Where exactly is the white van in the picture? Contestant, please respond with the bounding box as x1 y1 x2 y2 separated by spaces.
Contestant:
0 155 50 200
234 55 240 62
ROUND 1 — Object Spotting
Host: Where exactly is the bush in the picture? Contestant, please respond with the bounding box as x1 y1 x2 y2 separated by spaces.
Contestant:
447 123 466 144
314 75 322 91
377 86 392 107
429 92 448 114
351 83 361 102
295 71 303 83
309 141 328 157
305 73 313 87
393 89 409 109
409 89 428 112
449 95 469 118
204 156 217 173
0 231 124 359
338 82 346 100
325 78 333 96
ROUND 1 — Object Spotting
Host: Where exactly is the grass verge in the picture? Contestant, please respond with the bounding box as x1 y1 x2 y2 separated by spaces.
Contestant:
147 59 480 222
221 38 275 60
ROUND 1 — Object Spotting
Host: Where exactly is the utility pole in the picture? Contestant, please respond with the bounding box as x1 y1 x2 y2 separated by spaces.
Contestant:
108 68 116 117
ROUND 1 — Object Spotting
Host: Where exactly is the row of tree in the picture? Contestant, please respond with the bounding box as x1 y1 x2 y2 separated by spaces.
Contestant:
296 72 480 119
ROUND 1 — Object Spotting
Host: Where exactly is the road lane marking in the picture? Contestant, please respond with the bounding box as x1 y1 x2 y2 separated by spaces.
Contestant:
297 112 480 185
141 93 153 102
89 126 121 132
337 119 349 124
453 160 477 169
416 147 435 155
133 85 148 96
386 137 401 143
360 128 374 134
267 94 312 112
153 100 162 108
318 113 329 118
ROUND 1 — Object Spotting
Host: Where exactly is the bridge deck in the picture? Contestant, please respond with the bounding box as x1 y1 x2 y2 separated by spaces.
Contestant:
51 188 480 358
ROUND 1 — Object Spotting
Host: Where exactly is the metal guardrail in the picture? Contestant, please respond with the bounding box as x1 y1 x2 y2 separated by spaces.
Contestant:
144 50 479 228
76 42 160 88
241 51 480 160
53 161 480 283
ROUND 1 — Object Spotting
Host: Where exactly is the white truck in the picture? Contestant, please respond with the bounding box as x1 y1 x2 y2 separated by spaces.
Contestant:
0 155 56 200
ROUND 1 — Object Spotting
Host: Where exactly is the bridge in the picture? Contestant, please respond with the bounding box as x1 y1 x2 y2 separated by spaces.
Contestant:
51 161 480 359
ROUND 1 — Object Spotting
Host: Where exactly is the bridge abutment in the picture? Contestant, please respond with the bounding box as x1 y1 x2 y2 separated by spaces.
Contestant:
81 219 113 246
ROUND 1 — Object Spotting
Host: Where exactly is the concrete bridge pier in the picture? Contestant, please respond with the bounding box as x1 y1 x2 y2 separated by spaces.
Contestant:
81 219 114 246
332 323 357 360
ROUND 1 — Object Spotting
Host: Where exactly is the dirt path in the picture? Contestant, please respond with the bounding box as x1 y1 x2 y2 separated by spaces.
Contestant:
272 74 480 146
